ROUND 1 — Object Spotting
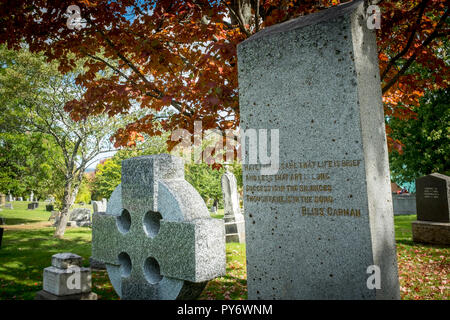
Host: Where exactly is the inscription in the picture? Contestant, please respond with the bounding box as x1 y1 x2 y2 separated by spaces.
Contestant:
244 159 363 218
423 187 439 199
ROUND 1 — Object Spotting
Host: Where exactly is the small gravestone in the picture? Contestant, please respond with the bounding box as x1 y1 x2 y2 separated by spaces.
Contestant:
67 208 91 227
238 0 399 299
92 154 226 300
412 173 450 245
92 199 107 213
49 211 60 222
35 253 97 300
17 197 23 201
27 202 38 210
4 203 13 210
30 191 34 202
221 166 245 243
6 193 13 202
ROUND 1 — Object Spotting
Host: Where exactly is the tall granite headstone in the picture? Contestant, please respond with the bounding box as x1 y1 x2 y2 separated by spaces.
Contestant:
221 167 245 243
92 154 226 300
238 0 399 299
412 173 450 244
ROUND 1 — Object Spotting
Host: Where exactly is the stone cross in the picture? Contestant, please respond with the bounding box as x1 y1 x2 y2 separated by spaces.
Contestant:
221 167 245 243
92 154 226 300
238 0 399 299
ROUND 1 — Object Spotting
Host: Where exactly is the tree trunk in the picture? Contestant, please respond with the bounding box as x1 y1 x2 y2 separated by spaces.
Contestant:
54 175 81 238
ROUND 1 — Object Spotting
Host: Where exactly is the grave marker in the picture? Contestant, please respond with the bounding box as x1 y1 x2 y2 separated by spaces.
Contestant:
238 0 399 299
412 173 450 245
92 154 226 300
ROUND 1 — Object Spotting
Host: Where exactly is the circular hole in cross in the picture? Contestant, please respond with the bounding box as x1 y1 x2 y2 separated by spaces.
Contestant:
118 252 132 278
143 211 162 238
144 257 163 285
116 209 131 234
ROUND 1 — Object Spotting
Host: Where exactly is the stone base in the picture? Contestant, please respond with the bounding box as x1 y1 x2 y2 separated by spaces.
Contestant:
412 220 450 245
35 290 97 300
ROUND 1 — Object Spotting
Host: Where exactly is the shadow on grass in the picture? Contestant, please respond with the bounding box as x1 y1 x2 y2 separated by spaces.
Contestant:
396 238 450 250
0 228 94 300
0 217 47 225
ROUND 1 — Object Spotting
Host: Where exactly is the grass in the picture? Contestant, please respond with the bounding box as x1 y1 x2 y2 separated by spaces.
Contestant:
394 215 449 299
0 201 51 225
0 204 448 300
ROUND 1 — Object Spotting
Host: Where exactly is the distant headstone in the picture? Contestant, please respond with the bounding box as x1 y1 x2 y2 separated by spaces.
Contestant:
392 194 417 215
6 194 13 202
35 253 97 300
49 211 60 222
17 197 23 201
92 154 226 300
67 208 91 227
412 173 450 245
4 203 13 210
237 0 399 299
221 167 245 243
92 199 107 213
30 191 34 202
28 202 38 210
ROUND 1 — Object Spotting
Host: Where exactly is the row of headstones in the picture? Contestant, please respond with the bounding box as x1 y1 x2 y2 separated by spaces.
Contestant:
0 192 43 203
47 199 108 228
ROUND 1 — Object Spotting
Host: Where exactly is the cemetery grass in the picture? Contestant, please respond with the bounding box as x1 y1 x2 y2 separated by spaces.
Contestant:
0 207 448 300
395 215 449 300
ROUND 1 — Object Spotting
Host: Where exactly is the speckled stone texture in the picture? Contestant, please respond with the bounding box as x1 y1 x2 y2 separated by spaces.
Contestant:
238 0 399 299
92 154 226 300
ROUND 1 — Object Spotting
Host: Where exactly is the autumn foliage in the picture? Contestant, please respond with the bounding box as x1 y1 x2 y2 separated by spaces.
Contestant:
0 0 448 149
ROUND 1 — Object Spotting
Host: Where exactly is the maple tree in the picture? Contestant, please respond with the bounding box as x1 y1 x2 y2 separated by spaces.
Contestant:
0 0 448 150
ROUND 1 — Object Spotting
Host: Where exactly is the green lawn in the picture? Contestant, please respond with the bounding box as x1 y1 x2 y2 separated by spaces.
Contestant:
0 201 51 225
0 205 448 300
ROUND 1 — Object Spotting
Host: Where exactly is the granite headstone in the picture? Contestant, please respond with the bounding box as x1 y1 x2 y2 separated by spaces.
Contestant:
412 173 450 244
238 0 399 299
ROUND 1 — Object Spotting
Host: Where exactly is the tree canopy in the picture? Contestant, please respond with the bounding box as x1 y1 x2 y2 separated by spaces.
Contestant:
0 45 119 237
388 88 450 186
0 0 447 150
